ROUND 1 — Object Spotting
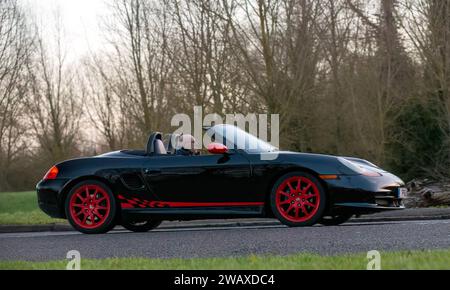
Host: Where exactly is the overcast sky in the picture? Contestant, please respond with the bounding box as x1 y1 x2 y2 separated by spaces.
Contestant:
25 0 108 61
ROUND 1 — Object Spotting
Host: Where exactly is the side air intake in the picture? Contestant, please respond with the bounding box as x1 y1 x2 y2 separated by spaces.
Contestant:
121 174 145 190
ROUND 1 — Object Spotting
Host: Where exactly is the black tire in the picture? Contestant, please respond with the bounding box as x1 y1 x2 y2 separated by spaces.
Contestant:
319 214 353 226
270 172 326 227
65 180 117 234
122 220 162 232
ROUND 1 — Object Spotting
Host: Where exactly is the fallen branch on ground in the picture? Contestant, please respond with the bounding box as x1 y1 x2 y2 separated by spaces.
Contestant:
406 179 450 208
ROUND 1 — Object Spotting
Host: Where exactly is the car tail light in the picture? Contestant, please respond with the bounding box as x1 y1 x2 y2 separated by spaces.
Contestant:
43 165 59 180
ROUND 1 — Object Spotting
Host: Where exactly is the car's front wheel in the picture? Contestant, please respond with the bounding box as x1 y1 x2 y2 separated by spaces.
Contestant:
65 180 117 234
122 220 162 232
271 172 326 227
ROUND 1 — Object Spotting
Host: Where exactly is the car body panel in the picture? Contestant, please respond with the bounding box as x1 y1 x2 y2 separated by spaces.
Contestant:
37 149 405 221
37 124 405 223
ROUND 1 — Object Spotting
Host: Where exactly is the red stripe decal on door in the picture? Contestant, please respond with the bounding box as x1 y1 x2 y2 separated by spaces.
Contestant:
118 195 264 209
161 202 264 207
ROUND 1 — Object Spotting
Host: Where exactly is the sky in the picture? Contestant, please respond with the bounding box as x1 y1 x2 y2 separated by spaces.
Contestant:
22 0 110 145
24 0 108 61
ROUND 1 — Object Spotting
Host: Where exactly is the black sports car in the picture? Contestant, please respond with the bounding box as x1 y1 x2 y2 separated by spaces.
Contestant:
37 124 406 234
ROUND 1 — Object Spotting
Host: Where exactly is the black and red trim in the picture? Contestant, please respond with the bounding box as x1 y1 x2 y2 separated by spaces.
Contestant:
118 195 264 209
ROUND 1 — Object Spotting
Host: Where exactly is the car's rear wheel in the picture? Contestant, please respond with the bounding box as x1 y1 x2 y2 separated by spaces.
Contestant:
319 214 353 226
122 219 162 232
271 172 326 227
65 180 117 234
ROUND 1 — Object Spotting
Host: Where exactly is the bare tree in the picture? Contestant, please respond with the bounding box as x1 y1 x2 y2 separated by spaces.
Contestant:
167 0 248 115
26 9 82 164
99 0 176 145
81 55 128 151
345 0 414 164
399 0 450 176
221 0 324 150
0 0 33 190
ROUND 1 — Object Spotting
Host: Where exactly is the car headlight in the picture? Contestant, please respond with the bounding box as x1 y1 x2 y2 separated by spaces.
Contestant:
338 158 382 177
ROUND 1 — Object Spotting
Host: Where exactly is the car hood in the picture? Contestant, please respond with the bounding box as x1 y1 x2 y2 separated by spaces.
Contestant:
270 151 390 176
341 156 387 172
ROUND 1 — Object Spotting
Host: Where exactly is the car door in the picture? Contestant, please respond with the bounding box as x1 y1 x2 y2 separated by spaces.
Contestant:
141 151 256 204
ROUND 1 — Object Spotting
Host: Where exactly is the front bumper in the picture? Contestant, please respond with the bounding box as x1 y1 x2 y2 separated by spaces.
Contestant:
324 172 406 214
36 179 70 218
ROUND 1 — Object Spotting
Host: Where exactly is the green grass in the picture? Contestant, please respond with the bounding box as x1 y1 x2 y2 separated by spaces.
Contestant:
0 250 449 270
0 191 65 225
0 191 39 213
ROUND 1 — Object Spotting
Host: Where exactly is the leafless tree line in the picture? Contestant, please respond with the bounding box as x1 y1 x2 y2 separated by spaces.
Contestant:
0 0 449 191
0 0 33 190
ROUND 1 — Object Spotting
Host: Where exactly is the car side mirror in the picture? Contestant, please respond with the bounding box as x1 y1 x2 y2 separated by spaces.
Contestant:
207 143 228 155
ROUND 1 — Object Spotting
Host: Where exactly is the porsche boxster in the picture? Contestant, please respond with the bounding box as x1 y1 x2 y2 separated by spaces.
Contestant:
37 124 406 234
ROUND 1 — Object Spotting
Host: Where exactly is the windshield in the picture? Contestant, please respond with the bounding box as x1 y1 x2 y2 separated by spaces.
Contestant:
207 124 277 153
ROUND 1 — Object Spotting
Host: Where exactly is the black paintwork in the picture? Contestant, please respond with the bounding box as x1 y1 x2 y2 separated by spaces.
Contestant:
37 127 405 222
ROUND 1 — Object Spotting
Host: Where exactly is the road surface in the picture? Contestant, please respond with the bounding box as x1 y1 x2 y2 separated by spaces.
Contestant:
0 219 449 261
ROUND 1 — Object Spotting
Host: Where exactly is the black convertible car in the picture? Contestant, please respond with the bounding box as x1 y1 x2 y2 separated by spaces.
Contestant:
37 124 406 234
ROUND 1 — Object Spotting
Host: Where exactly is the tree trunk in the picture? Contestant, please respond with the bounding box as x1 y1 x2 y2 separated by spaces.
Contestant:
405 179 450 208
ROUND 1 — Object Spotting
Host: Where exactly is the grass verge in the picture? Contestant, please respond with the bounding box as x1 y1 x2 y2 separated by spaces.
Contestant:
0 191 65 225
1 249 449 270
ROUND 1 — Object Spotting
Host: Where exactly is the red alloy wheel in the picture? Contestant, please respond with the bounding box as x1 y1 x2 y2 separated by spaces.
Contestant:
275 176 321 223
69 185 111 229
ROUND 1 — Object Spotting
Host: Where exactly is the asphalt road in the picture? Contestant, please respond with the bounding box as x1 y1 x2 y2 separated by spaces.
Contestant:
0 219 449 261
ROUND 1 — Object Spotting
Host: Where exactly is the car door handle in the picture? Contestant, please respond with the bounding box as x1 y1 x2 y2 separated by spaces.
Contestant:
144 169 161 176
